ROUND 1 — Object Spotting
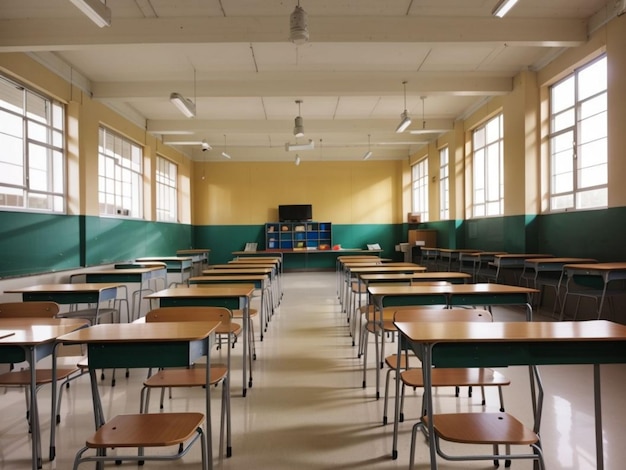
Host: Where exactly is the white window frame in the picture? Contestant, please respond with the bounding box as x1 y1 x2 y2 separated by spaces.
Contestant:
98 127 143 218
156 155 178 223
472 114 503 218
411 157 429 223
439 146 450 220
548 55 607 212
0 74 65 213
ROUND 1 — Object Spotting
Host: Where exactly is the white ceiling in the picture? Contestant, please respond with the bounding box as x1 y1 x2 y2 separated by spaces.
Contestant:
0 0 618 162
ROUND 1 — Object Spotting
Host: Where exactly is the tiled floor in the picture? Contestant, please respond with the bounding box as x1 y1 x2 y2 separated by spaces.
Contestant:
1 271 626 469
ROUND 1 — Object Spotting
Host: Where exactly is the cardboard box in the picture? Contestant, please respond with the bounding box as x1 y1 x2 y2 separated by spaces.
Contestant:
407 212 421 224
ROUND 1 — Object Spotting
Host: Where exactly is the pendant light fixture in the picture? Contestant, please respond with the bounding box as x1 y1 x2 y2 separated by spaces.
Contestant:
362 134 373 160
289 1 309 45
221 134 232 159
293 99 305 137
395 81 412 133
295 154 301 166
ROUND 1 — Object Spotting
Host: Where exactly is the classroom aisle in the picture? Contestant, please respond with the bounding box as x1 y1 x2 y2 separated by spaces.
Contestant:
1 271 625 469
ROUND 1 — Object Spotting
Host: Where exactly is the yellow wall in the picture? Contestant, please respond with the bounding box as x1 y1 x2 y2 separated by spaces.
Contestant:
192 160 407 225
0 53 192 222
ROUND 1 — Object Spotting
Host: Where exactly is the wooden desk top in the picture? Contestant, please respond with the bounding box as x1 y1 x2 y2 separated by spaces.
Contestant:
5 283 121 294
461 251 507 258
190 275 266 282
360 272 471 281
58 321 219 344
210 264 276 269
394 320 626 344
438 248 481 254
176 249 211 254
88 267 166 275
563 262 626 271
0 318 88 345
349 266 427 274
146 286 254 299
494 253 552 260
525 257 597 266
369 283 537 296
202 268 272 275
229 259 280 264
136 256 193 262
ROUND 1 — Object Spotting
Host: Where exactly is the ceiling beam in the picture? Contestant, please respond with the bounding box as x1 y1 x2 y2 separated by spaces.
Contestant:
0 16 587 51
93 74 512 100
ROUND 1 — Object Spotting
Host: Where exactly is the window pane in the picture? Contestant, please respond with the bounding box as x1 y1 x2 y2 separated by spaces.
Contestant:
548 54 606 213
578 57 607 101
0 74 65 212
551 76 575 114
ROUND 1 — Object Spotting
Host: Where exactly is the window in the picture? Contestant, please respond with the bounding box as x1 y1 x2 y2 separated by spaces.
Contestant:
472 114 503 217
549 55 607 211
156 156 178 222
98 127 143 218
439 146 449 220
411 157 429 223
0 74 65 212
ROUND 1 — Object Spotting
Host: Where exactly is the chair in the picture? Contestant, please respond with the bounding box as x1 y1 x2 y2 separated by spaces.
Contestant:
67 273 128 324
0 302 84 429
139 306 233 459
382 308 508 426
390 309 544 469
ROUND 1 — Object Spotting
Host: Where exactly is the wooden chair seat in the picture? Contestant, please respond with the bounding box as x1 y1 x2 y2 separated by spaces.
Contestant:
232 308 258 318
425 412 538 445
86 413 205 448
401 367 511 389
73 413 209 469
410 413 545 469
143 366 227 389
0 368 80 386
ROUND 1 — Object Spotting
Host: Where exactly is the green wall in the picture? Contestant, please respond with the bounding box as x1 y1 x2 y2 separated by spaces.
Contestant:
0 212 192 278
194 223 405 267
2 207 625 278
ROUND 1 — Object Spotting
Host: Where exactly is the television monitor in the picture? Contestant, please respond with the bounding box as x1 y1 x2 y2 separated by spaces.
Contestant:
279 204 312 222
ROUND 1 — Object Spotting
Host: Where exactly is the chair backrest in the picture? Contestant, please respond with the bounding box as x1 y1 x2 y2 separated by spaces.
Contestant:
393 307 492 323
0 301 60 318
145 306 231 326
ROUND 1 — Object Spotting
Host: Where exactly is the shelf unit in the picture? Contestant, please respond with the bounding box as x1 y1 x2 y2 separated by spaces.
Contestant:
265 222 332 250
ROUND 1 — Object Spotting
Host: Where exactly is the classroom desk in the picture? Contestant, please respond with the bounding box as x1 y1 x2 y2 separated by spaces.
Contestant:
366 283 537 399
491 253 553 284
145 286 254 397
57 321 219 469
5 283 120 324
560 262 626 321
522 258 597 314
135 256 194 287
176 249 211 275
393 320 626 470
419 247 440 270
84 266 168 321
190 274 271 340
0 318 87 469
458 251 506 282
437 248 481 272
345 264 427 314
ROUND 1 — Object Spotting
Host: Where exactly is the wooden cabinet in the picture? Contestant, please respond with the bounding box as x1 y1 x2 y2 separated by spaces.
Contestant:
266 222 332 250
408 229 437 247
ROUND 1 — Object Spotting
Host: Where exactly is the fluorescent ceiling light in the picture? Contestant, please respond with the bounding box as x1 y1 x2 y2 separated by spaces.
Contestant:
362 134 373 160
395 81 411 133
362 151 372 160
221 152 232 159
294 155 301 166
395 111 412 133
285 139 315 151
69 0 111 27
492 0 519 18
169 92 196 118
289 3 309 45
